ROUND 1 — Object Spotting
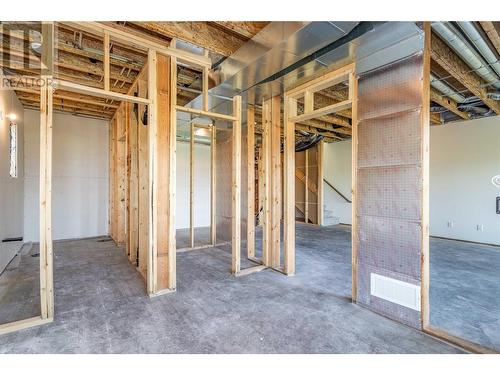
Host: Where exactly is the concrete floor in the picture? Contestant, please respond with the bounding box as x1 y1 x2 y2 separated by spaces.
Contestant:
0 224 472 353
176 227 211 249
429 237 500 351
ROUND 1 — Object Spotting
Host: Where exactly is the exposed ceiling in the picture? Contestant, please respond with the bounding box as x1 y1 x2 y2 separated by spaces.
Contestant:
1 21 499 142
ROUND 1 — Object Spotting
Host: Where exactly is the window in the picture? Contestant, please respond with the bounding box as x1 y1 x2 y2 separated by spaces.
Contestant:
9 123 17 178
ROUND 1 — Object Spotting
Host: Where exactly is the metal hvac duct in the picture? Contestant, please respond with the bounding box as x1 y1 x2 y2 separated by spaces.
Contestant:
457 22 500 80
179 22 425 128
432 22 500 89
430 73 466 103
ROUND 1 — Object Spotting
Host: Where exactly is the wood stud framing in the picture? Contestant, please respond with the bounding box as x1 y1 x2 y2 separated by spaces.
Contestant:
284 63 356 277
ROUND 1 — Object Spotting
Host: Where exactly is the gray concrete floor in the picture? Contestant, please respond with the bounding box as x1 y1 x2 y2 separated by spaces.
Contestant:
0 224 473 353
176 227 211 249
429 237 500 351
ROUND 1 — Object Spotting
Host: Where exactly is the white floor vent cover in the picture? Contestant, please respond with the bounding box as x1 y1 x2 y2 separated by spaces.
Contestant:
370 273 421 311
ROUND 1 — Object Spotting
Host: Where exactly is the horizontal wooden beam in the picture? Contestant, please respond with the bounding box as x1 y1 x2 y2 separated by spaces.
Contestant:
290 100 352 123
55 80 150 104
430 87 469 120
286 63 355 98
479 22 500 56
175 105 237 122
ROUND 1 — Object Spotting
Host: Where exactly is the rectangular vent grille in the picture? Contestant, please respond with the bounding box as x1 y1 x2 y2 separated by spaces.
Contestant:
370 273 421 311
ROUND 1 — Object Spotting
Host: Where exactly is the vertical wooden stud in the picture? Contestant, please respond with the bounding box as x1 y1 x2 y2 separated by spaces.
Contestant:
210 123 216 245
421 21 431 328
304 149 309 224
283 96 297 276
231 95 242 274
247 106 255 259
40 21 54 319
350 70 358 302
190 124 195 248
270 95 281 269
137 78 149 277
317 140 324 226
202 66 209 112
147 49 157 295
261 98 272 267
104 31 110 91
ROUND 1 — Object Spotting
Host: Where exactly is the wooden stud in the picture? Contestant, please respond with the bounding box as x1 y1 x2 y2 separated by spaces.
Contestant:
317 140 324 226
289 100 353 123
283 96 297 276
126 100 139 265
147 49 157 295
0 316 53 336
231 95 242 274
270 95 281 269
104 32 110 91
137 79 149 278
37 22 55 322
176 105 237 122
247 106 256 259
304 149 309 224
190 124 195 248
421 21 431 329
210 124 217 245
55 79 151 104
261 98 272 267
350 70 358 302
168 56 177 290
202 66 209 112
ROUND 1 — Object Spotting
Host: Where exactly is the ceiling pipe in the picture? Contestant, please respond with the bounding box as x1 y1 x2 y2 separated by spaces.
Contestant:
432 22 500 89
457 22 500 80
487 92 500 100
430 73 466 103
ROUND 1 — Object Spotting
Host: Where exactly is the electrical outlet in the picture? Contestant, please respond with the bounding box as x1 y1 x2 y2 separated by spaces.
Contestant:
447 221 453 228
0 110 3 120
476 224 484 231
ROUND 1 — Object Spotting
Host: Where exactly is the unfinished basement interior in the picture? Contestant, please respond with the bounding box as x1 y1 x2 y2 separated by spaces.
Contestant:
0 20 499 354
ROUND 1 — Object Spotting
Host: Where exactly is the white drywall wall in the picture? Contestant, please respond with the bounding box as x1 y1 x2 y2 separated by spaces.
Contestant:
323 140 352 225
176 141 211 229
322 117 500 245
430 116 500 245
23 109 109 242
0 88 24 272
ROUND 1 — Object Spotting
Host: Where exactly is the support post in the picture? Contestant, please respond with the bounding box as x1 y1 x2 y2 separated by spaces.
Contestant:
262 96 282 269
39 21 54 319
283 96 297 276
247 106 255 259
103 31 110 91
421 21 431 329
211 124 216 245
304 149 309 224
231 95 242 274
270 95 281 269
262 98 272 267
350 70 358 302
190 124 195 248
317 140 324 226
148 50 177 295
